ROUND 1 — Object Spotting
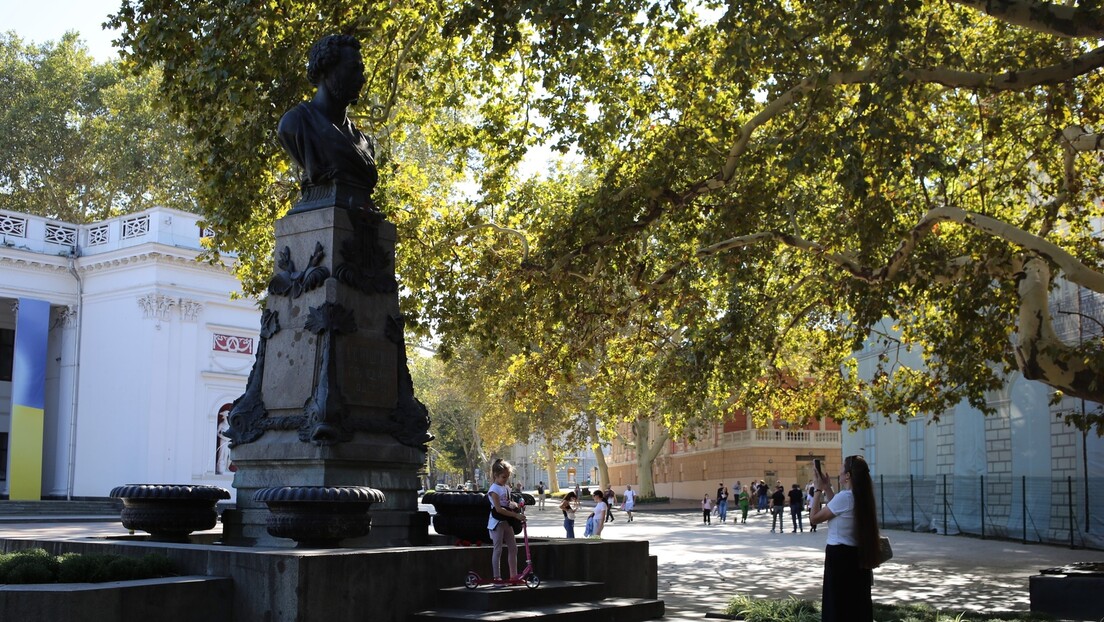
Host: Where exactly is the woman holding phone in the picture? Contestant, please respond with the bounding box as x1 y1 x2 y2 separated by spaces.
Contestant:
809 455 880 622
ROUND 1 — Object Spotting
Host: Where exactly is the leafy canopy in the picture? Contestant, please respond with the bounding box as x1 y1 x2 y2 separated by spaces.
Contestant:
0 32 199 222
109 0 1104 433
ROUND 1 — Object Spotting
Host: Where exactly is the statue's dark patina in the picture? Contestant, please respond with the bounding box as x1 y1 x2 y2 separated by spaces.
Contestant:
278 35 379 212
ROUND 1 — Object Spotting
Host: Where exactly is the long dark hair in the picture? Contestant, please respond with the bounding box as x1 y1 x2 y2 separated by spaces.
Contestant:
846 454 881 568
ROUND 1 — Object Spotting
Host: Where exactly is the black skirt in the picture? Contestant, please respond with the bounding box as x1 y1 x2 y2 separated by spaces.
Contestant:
822 544 873 622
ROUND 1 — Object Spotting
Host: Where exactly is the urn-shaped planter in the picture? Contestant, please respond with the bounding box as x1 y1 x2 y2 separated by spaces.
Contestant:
109 484 231 541
423 490 528 543
253 486 385 547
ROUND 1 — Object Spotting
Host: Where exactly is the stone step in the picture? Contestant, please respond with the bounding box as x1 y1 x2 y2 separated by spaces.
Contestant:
0 499 122 516
410 597 664 621
432 580 606 610
411 580 663 622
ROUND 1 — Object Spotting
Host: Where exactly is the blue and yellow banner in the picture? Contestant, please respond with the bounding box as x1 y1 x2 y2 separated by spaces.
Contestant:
9 298 49 500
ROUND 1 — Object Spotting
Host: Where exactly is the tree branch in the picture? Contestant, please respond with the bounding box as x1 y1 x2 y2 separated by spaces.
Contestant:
648 205 1104 295
683 45 1104 204
949 0 1104 38
1014 257 1102 401
437 222 530 260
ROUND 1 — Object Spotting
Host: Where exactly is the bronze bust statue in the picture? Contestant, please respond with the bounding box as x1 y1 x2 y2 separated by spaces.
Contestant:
279 35 379 212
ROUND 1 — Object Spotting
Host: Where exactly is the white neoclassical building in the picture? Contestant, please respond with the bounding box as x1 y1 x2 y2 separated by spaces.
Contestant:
0 206 259 501
845 279 1104 549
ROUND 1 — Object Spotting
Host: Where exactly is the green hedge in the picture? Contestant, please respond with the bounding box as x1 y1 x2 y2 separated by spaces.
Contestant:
0 548 178 584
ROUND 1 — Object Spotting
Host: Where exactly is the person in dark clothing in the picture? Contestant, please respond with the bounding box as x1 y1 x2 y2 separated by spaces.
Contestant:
788 483 805 532
769 485 786 532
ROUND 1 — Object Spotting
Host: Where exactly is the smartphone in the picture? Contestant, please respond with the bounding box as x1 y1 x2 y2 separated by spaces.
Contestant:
813 459 824 479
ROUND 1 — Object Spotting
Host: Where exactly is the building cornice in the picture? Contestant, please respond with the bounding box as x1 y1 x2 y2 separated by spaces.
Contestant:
0 251 70 275
76 247 233 276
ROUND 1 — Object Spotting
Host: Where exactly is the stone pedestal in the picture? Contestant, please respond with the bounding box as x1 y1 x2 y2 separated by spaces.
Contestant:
223 206 431 547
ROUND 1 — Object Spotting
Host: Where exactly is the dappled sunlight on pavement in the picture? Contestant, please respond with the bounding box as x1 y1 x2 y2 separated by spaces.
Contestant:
2 501 1100 621
520 501 1103 620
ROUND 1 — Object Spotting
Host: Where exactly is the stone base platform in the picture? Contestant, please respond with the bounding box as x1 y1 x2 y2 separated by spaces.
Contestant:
0 535 659 622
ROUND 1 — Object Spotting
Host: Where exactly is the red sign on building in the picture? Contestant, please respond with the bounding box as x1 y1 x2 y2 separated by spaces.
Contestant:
213 334 253 355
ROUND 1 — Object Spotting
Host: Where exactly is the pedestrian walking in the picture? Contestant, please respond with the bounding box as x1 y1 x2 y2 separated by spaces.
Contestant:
806 481 818 532
701 494 714 524
810 455 881 622
716 483 729 523
788 483 805 532
622 485 636 522
737 485 750 523
584 490 608 538
537 481 546 510
604 485 617 522
769 485 785 532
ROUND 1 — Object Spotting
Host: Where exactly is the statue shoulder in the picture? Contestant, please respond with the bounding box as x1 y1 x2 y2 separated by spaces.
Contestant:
278 102 314 134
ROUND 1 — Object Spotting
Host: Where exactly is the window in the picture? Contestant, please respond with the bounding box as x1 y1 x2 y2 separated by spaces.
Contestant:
0 328 14 382
908 419 925 477
862 427 877 471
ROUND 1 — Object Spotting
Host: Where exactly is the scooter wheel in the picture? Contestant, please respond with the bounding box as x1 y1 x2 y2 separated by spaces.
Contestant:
465 572 480 589
525 574 540 589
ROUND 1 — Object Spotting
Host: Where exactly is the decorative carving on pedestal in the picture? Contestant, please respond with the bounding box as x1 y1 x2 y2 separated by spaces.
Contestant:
300 302 357 445
386 314 433 450
335 209 397 295
179 298 203 321
268 242 330 298
226 310 280 446
137 294 176 321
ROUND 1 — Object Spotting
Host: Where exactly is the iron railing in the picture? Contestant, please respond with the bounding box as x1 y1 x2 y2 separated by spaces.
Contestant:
875 474 1104 551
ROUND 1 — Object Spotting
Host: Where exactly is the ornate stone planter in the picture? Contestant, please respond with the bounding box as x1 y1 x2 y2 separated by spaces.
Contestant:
253 486 385 547
423 490 531 543
109 484 230 541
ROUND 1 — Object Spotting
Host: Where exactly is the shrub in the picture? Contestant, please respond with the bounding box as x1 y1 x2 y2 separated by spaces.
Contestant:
1 549 177 584
0 549 59 584
725 595 1056 621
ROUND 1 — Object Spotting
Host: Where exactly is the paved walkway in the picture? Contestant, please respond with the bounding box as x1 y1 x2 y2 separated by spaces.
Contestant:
2 501 1101 620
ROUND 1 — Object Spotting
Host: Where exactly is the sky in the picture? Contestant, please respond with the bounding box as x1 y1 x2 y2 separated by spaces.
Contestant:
2 0 123 61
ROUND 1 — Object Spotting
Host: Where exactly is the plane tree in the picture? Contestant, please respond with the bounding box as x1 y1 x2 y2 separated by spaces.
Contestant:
0 32 199 221
109 0 1104 434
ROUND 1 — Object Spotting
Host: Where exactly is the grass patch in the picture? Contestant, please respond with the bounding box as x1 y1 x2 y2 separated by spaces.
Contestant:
723 596 1055 621
0 548 178 584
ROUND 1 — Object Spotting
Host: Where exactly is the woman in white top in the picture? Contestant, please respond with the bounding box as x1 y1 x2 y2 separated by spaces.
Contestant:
809 455 880 622
487 458 526 584
585 490 607 538
622 485 636 522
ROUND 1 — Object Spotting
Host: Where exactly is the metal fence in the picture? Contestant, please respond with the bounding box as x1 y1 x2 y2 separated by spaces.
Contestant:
875 475 1104 551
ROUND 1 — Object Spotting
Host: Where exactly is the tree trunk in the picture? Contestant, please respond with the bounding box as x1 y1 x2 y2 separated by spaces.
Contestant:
633 417 669 498
587 411 611 488
544 442 559 493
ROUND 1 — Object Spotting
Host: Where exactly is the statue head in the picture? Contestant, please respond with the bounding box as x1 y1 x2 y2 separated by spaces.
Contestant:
307 35 365 107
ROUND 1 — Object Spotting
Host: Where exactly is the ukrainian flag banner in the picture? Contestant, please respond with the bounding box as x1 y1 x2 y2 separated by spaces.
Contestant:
9 298 49 500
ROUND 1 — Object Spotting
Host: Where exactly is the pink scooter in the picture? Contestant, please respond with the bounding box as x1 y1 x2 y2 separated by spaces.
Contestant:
465 501 540 589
